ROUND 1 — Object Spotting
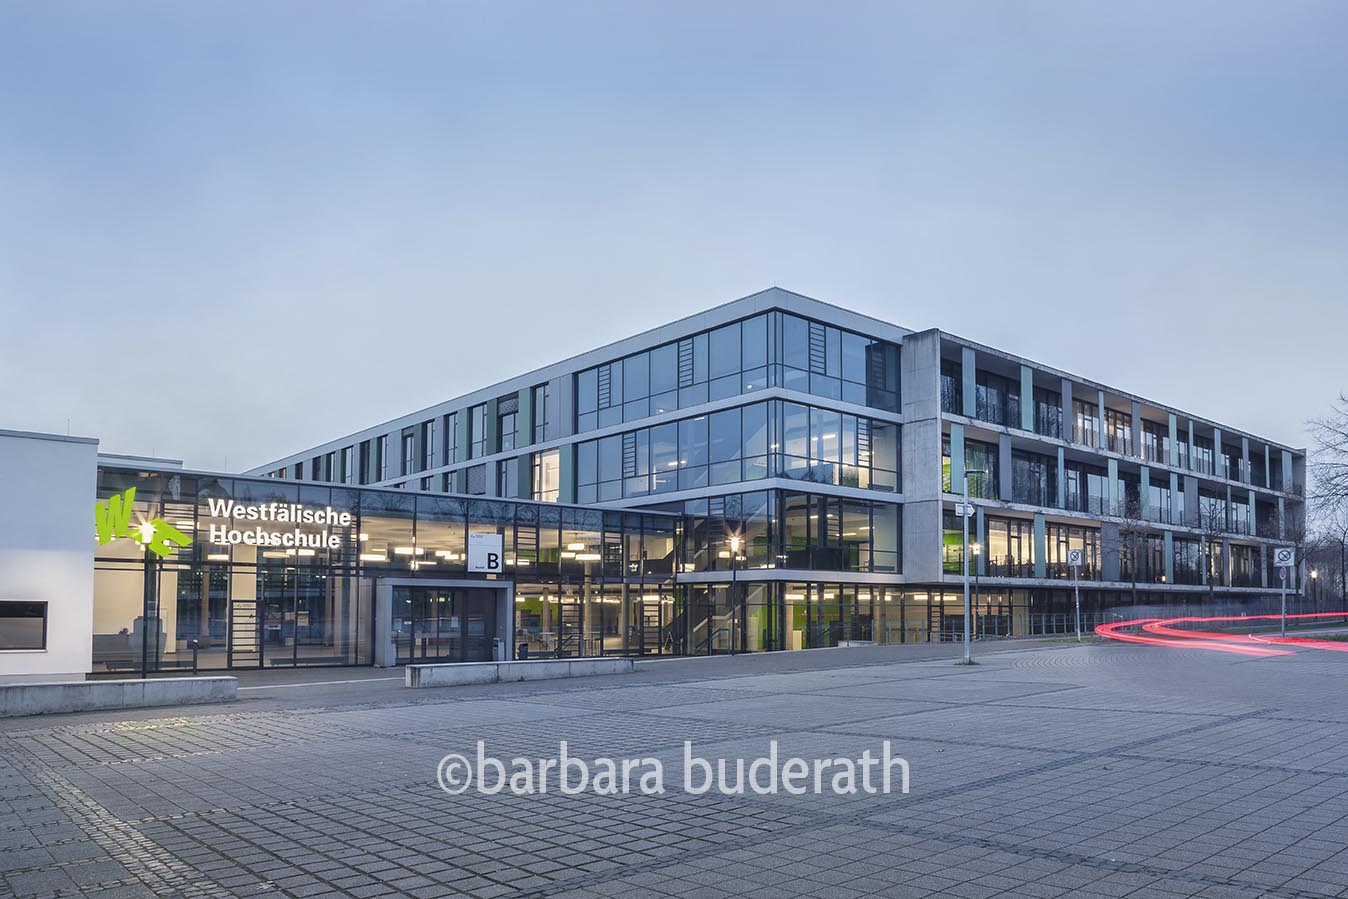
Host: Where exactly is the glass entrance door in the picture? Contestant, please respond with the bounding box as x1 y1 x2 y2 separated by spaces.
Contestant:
393 587 497 664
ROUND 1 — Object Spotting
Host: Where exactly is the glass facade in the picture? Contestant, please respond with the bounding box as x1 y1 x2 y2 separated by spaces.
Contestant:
93 466 678 674
574 311 899 434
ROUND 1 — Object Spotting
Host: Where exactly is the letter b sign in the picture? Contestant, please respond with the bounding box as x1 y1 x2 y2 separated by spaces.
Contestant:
469 533 505 573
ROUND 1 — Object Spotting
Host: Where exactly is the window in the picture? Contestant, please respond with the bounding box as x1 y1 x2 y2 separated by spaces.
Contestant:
1063 462 1108 514
0 601 46 650
1141 421 1167 463
469 405 487 459
377 436 389 481
964 440 999 498
1072 399 1099 447
777 402 898 491
1045 525 1101 580
940 359 962 415
975 371 1018 426
498 458 518 498
571 312 898 434
1104 409 1131 455
1034 387 1061 439
532 448 560 502
420 419 437 470
499 412 516 453
532 384 549 444
1147 482 1172 524
1011 450 1056 507
357 442 370 485
443 412 459 465
401 430 415 476
1191 435 1214 475
341 446 355 485
985 517 1035 578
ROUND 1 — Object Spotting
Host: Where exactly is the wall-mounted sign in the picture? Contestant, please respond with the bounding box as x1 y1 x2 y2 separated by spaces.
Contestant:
1272 547 1296 568
468 532 503 573
205 499 353 550
94 488 190 558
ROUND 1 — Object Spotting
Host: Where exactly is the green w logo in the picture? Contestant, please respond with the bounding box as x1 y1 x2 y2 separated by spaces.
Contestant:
94 487 191 558
94 487 136 545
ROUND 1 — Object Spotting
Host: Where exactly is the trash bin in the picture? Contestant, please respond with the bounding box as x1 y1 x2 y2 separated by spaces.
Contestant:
493 637 505 661
517 643 530 661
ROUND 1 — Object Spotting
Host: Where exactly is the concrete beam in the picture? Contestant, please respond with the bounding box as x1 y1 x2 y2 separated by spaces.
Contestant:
0 677 236 718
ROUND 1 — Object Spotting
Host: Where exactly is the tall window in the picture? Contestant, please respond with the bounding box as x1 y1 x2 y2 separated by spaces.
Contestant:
1141 421 1167 463
400 430 415 476
974 371 1018 427
1104 409 1131 455
964 440 999 498
1045 525 1100 580
532 448 560 502
940 360 962 415
1191 435 1215 475
420 419 437 470
469 405 487 458
1011 450 1056 507
1033 387 1061 439
443 412 459 465
985 517 1034 577
1072 399 1099 447
532 384 549 444
497 458 518 498
341 446 355 485
377 436 389 481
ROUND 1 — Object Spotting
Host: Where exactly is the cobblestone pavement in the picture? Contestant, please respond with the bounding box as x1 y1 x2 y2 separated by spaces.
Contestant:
4 640 1348 899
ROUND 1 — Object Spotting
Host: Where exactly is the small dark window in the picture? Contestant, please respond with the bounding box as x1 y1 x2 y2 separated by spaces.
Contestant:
0 601 47 650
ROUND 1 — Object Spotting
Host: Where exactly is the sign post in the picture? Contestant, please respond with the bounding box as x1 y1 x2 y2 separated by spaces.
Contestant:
1067 549 1084 641
1273 548 1295 637
957 479 981 665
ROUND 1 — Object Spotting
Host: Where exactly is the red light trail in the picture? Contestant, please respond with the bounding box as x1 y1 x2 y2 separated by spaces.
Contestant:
1095 612 1348 655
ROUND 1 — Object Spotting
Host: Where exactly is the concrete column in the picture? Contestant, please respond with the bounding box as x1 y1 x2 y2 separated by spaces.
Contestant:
1281 450 1294 492
1214 427 1223 477
1221 537 1231 587
453 469 467 493
1167 414 1178 467
1096 390 1106 449
454 414 470 464
1130 401 1141 457
1140 466 1151 519
517 452 533 500
558 443 577 504
1020 365 1034 431
517 388 534 449
1241 436 1250 485
484 398 500 456
961 346 976 417
373 581 396 667
1163 530 1174 585
1107 458 1119 514
1247 490 1255 537
1102 522 1120 582
1260 545 1268 588
1188 420 1196 469
1061 379 1073 441
1277 496 1286 538
975 506 985 576
1183 475 1198 527
1264 444 1272 488
949 423 965 490
1169 471 1180 523
998 433 1013 502
1033 513 1046 579
1056 447 1065 509
551 375 572 440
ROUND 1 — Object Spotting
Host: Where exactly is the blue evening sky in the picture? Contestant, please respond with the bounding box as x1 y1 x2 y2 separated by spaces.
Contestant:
2 2 1344 470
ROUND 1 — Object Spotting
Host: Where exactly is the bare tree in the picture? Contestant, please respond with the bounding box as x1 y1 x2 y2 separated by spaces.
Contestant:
1310 393 1348 507
1313 500 1348 607
1260 503 1309 598
1115 492 1151 604
1196 494 1228 602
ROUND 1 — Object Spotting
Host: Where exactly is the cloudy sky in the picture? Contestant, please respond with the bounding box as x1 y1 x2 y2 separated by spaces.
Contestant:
2 1 1344 471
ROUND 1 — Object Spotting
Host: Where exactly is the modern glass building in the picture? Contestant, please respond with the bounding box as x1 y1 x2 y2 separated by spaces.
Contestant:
233 287 1306 662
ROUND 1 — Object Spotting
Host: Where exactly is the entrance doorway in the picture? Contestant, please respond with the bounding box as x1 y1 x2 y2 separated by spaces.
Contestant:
392 586 497 664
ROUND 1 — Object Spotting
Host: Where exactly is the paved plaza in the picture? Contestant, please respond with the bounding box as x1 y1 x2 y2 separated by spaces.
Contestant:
3 639 1348 899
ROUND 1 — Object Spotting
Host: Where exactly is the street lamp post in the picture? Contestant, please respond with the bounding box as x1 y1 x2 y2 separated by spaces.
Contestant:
959 470 988 665
1310 569 1319 613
